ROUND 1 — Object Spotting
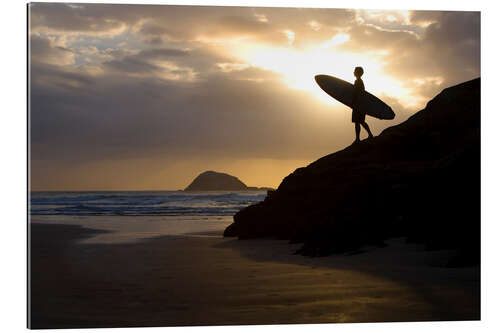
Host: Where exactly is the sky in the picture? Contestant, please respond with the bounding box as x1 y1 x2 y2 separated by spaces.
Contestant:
29 2 480 190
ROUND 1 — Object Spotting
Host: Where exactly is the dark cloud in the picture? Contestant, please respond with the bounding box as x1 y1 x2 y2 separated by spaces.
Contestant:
138 48 190 59
390 11 479 88
30 3 130 34
30 3 355 46
30 34 75 65
216 15 270 33
103 57 160 75
422 11 480 44
101 48 190 75
334 10 480 99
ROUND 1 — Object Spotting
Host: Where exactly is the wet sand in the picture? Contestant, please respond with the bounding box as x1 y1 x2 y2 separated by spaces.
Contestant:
29 223 479 329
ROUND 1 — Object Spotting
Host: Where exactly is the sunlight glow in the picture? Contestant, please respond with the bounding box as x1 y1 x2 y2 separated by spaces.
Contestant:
321 33 350 48
229 38 414 109
254 13 268 23
309 20 321 31
357 10 412 26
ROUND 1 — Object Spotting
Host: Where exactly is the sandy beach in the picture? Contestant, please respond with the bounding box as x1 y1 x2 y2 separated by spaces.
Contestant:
29 223 479 329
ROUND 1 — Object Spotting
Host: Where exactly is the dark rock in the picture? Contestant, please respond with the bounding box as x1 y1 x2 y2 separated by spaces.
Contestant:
224 78 480 264
184 171 247 191
185 171 275 192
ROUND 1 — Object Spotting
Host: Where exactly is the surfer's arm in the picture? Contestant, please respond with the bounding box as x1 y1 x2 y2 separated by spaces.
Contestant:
352 80 364 109
352 83 361 108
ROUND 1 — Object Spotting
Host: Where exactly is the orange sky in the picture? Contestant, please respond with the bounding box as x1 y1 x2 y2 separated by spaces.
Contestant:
29 3 480 190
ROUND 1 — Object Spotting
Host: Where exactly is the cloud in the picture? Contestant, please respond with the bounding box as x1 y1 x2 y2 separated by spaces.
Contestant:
28 4 480 189
30 34 75 66
30 3 356 47
30 3 129 36
100 47 195 80
216 62 250 72
30 35 345 173
333 10 480 99
391 11 479 86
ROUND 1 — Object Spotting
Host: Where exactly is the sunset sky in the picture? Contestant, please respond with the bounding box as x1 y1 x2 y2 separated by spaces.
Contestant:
29 2 480 190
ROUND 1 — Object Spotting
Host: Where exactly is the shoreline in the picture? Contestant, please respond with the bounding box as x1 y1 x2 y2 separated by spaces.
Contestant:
29 223 479 329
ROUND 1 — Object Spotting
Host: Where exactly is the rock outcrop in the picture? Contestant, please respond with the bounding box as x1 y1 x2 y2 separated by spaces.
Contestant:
224 78 480 265
184 171 248 191
185 171 275 191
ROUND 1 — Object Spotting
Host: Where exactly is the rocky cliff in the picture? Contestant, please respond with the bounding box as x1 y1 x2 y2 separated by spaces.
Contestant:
224 78 480 265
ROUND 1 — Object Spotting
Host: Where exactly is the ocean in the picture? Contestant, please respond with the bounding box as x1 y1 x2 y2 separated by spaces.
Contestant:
29 191 267 244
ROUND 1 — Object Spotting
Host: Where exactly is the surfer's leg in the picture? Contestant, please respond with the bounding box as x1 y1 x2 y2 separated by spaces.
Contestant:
355 123 361 142
361 122 373 138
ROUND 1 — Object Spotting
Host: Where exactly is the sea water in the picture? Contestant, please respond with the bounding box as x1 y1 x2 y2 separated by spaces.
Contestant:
29 191 266 244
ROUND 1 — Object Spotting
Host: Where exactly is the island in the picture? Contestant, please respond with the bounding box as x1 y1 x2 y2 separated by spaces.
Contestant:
184 170 274 191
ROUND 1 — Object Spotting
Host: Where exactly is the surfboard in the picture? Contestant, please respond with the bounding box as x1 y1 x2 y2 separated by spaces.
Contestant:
315 74 395 120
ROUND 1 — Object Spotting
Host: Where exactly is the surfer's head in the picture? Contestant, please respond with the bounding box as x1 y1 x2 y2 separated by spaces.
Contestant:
354 66 364 78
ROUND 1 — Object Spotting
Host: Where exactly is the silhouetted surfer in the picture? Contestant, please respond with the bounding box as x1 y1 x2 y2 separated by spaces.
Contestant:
352 66 373 144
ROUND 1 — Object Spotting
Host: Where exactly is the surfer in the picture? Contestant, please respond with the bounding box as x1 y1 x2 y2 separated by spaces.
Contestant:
352 66 373 144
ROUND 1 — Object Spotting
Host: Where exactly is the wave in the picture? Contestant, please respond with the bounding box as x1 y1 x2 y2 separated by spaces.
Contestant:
29 191 266 216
